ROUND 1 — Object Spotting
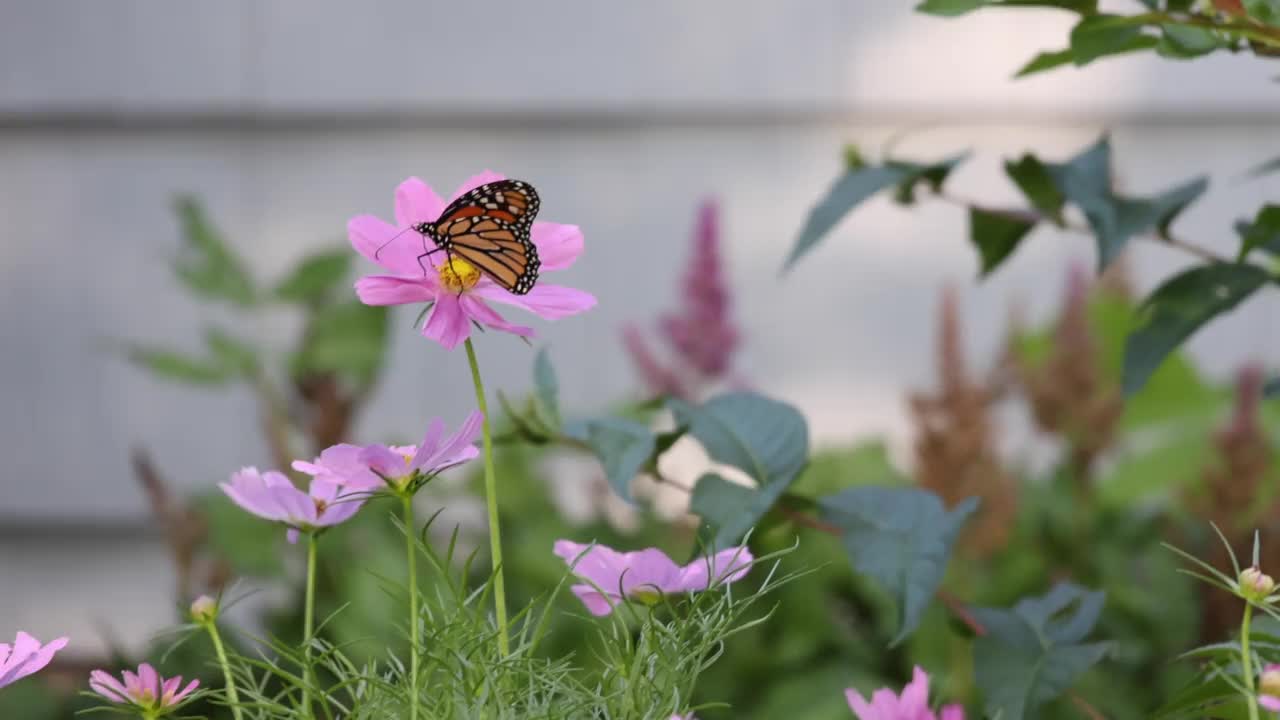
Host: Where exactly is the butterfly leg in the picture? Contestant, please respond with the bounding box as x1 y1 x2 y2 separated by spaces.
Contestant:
416 246 444 276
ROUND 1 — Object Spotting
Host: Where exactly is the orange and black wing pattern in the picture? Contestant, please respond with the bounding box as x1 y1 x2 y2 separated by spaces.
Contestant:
431 180 541 294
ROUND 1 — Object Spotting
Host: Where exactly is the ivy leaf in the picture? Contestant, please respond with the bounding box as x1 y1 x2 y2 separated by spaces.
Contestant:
533 347 562 429
969 207 1037 276
1069 14 1158 66
690 473 758 549
1123 263 1271 396
1005 155 1065 222
293 301 389 387
273 249 352 305
819 487 977 643
1236 205 1280 260
784 153 969 270
1014 48 1076 77
1157 24 1221 58
563 417 655 503
126 346 237 385
173 195 256 306
971 583 1110 720
675 392 809 550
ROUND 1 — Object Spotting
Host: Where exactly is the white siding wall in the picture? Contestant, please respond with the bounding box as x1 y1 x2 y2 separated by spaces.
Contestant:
2 0 1278 653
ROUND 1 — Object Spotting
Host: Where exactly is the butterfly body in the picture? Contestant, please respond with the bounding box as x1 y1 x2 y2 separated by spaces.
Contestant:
413 179 542 295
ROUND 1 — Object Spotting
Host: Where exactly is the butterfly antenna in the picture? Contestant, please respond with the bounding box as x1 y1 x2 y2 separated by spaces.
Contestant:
373 225 418 262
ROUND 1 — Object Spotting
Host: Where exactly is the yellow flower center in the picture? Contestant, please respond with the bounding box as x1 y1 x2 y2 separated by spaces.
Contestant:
438 257 481 293
630 588 662 606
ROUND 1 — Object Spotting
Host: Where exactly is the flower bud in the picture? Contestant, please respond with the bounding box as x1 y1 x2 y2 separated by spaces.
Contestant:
1261 664 1280 696
190 595 218 624
1240 566 1275 601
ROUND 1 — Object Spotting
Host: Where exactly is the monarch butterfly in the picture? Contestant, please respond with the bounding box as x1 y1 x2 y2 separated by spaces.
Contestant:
408 179 542 295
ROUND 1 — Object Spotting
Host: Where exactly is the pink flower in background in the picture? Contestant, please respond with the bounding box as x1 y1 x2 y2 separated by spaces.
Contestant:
553 540 753 616
845 667 963 720
90 663 198 715
623 199 741 398
293 412 482 493
220 467 364 543
0 632 68 689
348 172 596 349
1261 663 1280 710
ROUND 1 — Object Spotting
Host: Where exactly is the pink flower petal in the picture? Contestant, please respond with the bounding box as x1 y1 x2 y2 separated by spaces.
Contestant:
89 670 129 703
421 292 473 349
354 275 437 306
845 689 879 720
286 528 302 544
940 704 966 720
470 283 597 321
360 444 411 481
569 584 619 616
531 222 585 271
348 214 431 276
171 678 200 704
395 177 448 228
138 663 160 700
620 548 684 595
459 295 535 336
449 170 507 203
408 418 447 469
412 411 483 473
679 547 753 591
899 667 931 716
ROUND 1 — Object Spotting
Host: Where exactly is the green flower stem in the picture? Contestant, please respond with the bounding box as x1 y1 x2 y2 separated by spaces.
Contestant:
464 337 510 656
204 619 244 720
403 493 421 720
303 533 318 719
1243 602 1259 720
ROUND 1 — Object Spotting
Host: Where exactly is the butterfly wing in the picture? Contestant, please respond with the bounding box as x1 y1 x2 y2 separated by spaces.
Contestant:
432 180 541 294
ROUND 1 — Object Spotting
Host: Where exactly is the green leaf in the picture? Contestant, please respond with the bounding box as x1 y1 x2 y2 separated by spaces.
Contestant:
172 195 256 306
1069 14 1159 66
784 153 968 270
293 300 389 387
204 327 257 376
1152 673 1243 719
563 417 655 502
674 391 810 549
1158 23 1221 58
971 583 1110 720
273 249 352 304
1246 155 1280 178
127 345 236 385
1236 205 1280 260
890 152 971 205
1015 48 1077 77
690 473 758 544
1123 263 1271 396
1004 154 1065 221
533 347 562 429
1267 376 1280 398
819 487 977 643
789 440 908 499
969 207 1037 276
915 0 987 15
918 0 1097 14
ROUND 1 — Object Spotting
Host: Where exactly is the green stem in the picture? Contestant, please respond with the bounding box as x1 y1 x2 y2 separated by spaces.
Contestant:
206 621 244 720
302 534 318 719
403 493 420 720
1244 602 1260 720
464 338 510 656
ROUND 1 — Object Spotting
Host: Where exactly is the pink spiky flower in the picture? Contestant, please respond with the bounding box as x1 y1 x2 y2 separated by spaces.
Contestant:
348 172 596 349
0 631 68 689
553 540 753 616
89 663 199 716
845 667 964 720
220 467 364 543
293 412 482 495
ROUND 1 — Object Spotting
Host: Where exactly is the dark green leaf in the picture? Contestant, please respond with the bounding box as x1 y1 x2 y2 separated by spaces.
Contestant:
673 391 810 549
785 153 968 270
1236 205 1280 260
1123 263 1271 396
690 473 758 545
563 417 655 502
969 207 1037 276
1069 14 1159 66
918 0 1097 14
1158 23 1222 58
204 327 257 376
127 345 236 385
532 347 562 429
890 152 971 205
273 249 352 304
820 487 977 643
1015 48 1077 77
971 583 1110 720
915 0 987 15
293 301 389 387
172 195 256 306
1004 154 1065 221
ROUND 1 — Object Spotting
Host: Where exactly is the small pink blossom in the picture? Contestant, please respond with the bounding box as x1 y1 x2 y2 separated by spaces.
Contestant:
293 412 482 494
349 172 596 349
553 540 753 616
90 663 199 715
845 667 963 720
1260 663 1280 710
0 631 68 689
220 467 364 543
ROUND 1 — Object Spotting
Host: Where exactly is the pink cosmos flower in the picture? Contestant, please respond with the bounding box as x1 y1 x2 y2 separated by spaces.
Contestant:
553 540 753 616
845 667 963 720
293 412 482 494
90 663 198 715
348 172 596 349
220 467 365 543
1260 663 1280 711
0 631 68 689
